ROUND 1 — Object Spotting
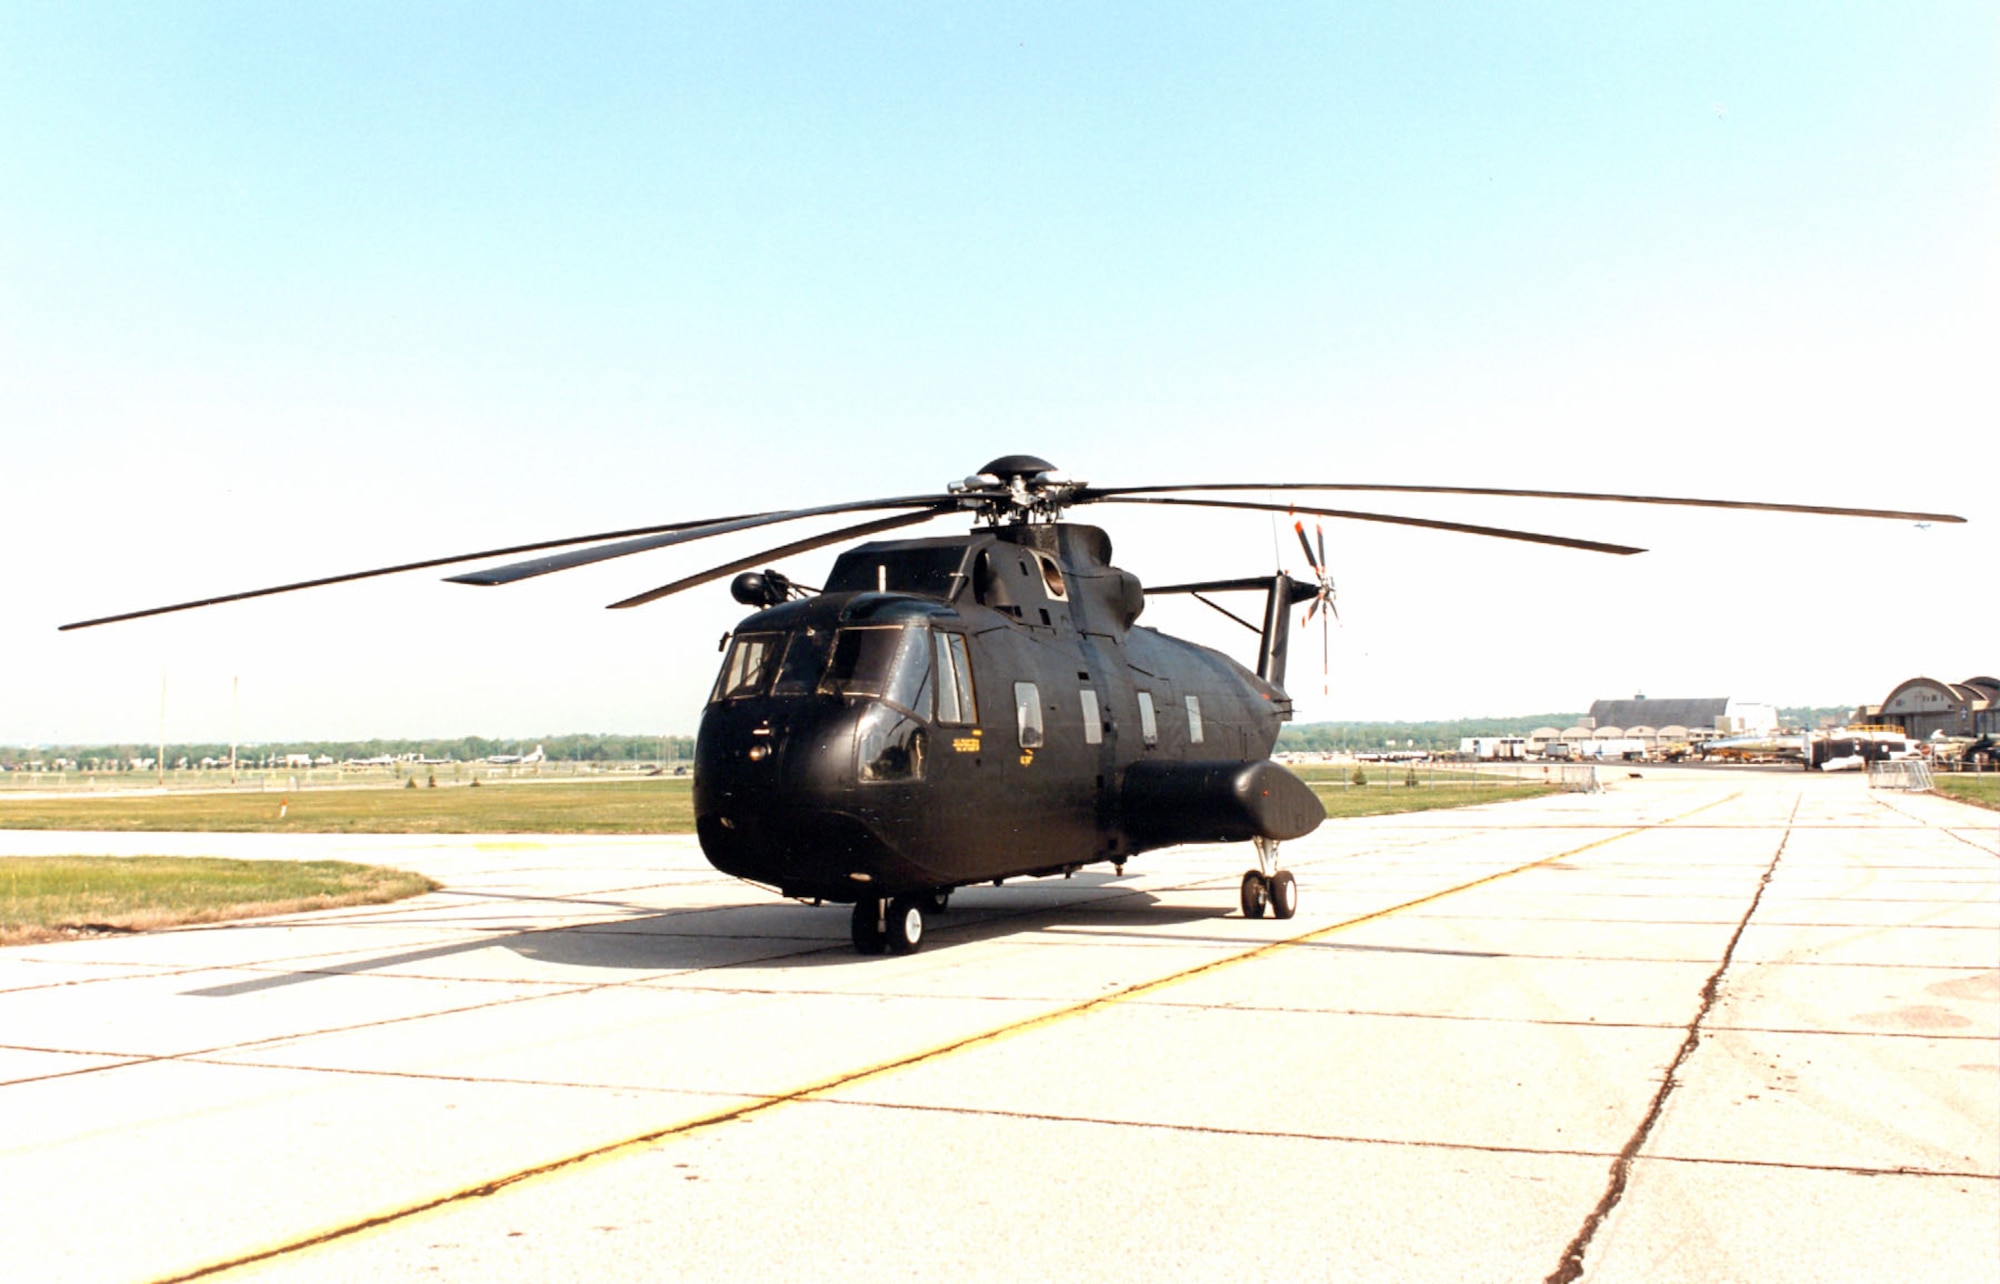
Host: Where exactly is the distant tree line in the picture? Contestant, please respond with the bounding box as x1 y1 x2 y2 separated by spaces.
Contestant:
1777 706 1861 730
0 733 696 770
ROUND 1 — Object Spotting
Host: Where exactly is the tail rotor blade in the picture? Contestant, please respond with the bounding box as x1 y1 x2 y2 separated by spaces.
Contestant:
1293 520 1322 574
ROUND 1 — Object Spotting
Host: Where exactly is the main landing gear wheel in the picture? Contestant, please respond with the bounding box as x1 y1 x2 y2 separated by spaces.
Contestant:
1240 870 1269 919
1243 837 1297 920
850 898 888 955
887 895 926 954
1268 868 1298 920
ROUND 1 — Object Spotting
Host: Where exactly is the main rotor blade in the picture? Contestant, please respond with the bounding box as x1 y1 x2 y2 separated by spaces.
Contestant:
447 494 964 587
1083 482 1965 525
1096 497 1646 555
607 510 947 609
57 512 769 631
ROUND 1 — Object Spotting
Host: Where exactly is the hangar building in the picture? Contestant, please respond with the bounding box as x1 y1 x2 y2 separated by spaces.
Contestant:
1526 697 1779 757
1586 697 1778 737
1866 676 1999 740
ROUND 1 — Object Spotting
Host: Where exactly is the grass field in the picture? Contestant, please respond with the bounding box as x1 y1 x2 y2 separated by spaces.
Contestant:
0 778 696 834
1934 775 2000 811
1311 780 1557 816
1 857 436 947
1292 763 1558 815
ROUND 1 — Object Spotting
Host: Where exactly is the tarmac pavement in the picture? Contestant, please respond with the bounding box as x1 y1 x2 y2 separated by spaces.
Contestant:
1 768 1993 1282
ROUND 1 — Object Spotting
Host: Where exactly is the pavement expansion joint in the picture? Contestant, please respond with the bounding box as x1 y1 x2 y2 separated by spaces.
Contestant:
1545 795 1797 1284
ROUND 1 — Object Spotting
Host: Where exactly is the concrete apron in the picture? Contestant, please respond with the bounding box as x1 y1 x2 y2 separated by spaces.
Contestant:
0 769 1993 1283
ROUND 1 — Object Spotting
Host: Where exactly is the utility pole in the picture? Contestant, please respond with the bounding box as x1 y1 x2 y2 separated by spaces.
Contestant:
230 675 239 785
158 672 167 787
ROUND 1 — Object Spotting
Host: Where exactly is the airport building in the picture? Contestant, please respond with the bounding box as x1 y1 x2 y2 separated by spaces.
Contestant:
1586 697 1778 736
1863 675 1999 740
1529 697 1778 758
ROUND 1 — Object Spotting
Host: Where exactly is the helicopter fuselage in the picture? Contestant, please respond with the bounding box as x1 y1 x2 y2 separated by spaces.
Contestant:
693 522 1325 903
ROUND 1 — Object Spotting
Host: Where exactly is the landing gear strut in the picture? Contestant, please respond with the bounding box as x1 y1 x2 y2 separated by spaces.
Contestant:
1241 837 1297 921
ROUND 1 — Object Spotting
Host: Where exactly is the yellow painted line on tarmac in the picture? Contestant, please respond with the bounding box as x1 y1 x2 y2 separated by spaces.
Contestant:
162 793 1740 1283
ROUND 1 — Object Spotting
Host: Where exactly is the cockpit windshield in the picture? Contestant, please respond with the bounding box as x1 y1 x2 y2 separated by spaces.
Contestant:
709 624 937 715
819 626 932 714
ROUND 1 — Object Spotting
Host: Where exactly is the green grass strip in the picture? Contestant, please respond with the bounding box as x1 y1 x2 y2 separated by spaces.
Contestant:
1 857 437 946
1933 775 1999 811
0 778 695 835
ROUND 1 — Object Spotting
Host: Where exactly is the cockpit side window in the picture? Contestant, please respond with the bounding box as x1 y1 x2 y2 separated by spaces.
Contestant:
933 631 978 725
711 633 784 703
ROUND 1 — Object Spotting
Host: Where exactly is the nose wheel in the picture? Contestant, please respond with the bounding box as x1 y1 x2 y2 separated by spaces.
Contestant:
1242 838 1298 921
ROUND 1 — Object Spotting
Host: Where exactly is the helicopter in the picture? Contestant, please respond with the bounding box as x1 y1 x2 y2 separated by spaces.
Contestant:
62 455 1965 954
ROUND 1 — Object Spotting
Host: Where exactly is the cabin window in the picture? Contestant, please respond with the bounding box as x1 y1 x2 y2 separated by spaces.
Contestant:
1014 682 1045 749
1079 689 1103 746
711 633 784 703
1185 695 1204 745
820 626 932 715
1137 691 1158 746
857 705 926 783
933 631 978 726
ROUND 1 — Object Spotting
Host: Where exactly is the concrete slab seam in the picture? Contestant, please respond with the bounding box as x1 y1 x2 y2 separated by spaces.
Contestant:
802 1092 2000 1181
1545 794 1796 1284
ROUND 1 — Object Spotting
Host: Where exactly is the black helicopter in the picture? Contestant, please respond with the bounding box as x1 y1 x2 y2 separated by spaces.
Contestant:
63 455 1964 955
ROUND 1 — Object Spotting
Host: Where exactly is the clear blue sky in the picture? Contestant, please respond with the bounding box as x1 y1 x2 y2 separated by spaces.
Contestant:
3 4 1993 745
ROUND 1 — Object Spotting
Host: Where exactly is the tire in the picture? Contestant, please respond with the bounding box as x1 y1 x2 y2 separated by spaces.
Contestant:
851 897 888 955
887 896 926 954
1239 870 1269 919
1269 869 1298 920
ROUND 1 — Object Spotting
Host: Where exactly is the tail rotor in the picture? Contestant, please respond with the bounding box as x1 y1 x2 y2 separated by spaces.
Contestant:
1293 519 1337 693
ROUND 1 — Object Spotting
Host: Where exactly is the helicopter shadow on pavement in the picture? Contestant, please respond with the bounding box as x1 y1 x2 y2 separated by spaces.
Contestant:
185 877 1221 996
500 878 1233 973
188 876 1495 997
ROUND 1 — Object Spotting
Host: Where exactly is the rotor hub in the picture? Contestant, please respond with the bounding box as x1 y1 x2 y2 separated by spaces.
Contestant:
949 455 1086 525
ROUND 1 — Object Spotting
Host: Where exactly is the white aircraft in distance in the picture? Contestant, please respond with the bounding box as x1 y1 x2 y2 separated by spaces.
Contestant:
485 744 546 765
